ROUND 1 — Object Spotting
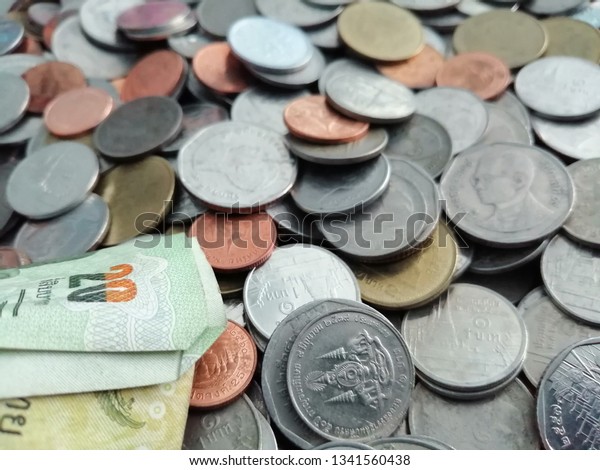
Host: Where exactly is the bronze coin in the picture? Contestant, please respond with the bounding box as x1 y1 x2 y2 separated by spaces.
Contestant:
192 42 252 95
377 45 445 89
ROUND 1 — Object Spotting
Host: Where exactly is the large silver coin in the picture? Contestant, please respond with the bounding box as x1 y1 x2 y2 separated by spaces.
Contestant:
0 18 24 55
265 196 324 244
369 436 454 450
80 0 142 51
409 381 540 449
532 114 600 161
416 87 488 154
183 395 262 450
0 114 43 146
492 90 532 131
515 57 600 120
326 73 416 124
287 308 414 442
440 143 574 247
0 73 29 133
478 104 533 146
525 0 586 15
6 142 99 220
385 114 452 178
318 58 377 95
402 283 527 392
244 244 360 338
13 194 109 263
291 156 391 214
542 234 600 326
178 122 297 212
469 239 548 275
390 0 459 11
197 0 257 38
255 0 343 28
537 338 600 450
523 294 600 387
564 159 600 247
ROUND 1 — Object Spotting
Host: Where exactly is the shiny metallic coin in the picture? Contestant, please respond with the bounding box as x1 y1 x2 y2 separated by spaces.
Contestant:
478 104 533 146
385 114 452 178
197 0 257 38
409 381 540 449
564 159 600 248
246 319 269 353
457 0 519 15
291 155 391 214
244 244 360 339
525 0 586 15
492 91 532 132
542 17 600 63
440 143 574 248
542 234 600 326
518 286 547 316
369 436 454 450
258 413 278 450
416 87 488 155
168 30 212 59
178 122 297 213
79 0 141 51
314 442 373 450
7 142 98 220
390 0 459 11
94 96 182 159
453 241 475 281
0 73 29 133
419 9 467 33
306 20 340 50
318 58 376 95
571 2 600 28
255 0 342 28
0 53 46 75
469 239 548 275
13 194 109 263
117 1 195 39
537 338 600 450
376 45 445 90
0 17 24 55
265 196 324 244
0 114 43 146
531 114 600 161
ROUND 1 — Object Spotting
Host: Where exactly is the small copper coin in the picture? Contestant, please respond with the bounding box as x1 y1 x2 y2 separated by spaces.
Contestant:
376 45 445 89
188 212 277 273
192 42 252 95
284 95 369 144
0 247 31 269
22 61 87 113
190 320 258 409
121 50 186 102
435 52 511 100
44 87 115 137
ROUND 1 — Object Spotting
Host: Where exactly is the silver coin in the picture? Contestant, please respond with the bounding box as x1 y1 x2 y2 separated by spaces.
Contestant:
168 30 213 59
532 114 600 161
13 194 109 263
79 0 141 51
402 283 527 392
120 12 198 41
0 157 18 236
385 114 453 178
52 16 138 79
255 0 342 28
0 18 24 55
571 2 600 28
318 58 376 95
515 57 600 121
162 103 228 155
525 0 586 15
318 158 440 262
0 53 46 76
369 436 454 450
0 114 43 146
518 286 547 316
232 88 309 135
265 196 324 244
457 0 519 15
179 122 297 212
523 295 600 388
258 413 278 450
197 0 257 38
492 90 532 131
291 155 391 214
246 380 269 422
314 442 373 450
564 159 600 248
542 234 600 326
409 381 540 450
423 25 450 57
287 307 414 442
246 317 269 353
87 78 121 104
244 244 360 338
389 419 410 437
469 239 549 275
7 142 99 220
165 184 208 226
326 73 416 124
183 395 262 450
306 20 340 50
94 96 183 159
416 87 488 154
419 10 467 33
390 0 459 11
286 128 388 166
440 143 574 247
0 73 29 133
478 103 533 146
537 338 600 450
453 242 474 280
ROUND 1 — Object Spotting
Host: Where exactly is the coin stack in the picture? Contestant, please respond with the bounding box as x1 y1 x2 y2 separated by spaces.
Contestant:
1 0 600 453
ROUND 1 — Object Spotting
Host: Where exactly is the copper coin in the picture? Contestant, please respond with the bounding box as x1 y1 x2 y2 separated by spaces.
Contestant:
192 42 252 95
44 87 115 137
284 95 370 144
190 320 258 409
376 45 445 90
22 61 87 113
188 212 277 273
14 36 44 55
435 52 511 100
121 50 185 102
0 247 31 269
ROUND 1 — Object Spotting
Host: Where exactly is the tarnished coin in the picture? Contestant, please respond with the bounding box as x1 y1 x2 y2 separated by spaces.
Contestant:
369 436 453 450
0 247 30 270
13 194 109 263
338 2 424 62
525 0 586 15
453 11 548 69
564 159 600 247
416 87 488 154
542 17 600 63
516 57 600 120
265 196 324 244
197 0 257 38
402 283 527 393
537 338 600 450
440 143 574 247
542 235 600 326
291 155 391 214
0 73 29 133
244 244 360 339
531 113 600 161
7 142 99 220
478 104 533 146
0 18 24 56
255 0 342 28
178 122 297 212
287 307 414 442
376 45 445 90
79 0 142 51
410 381 540 450
469 239 548 275
183 395 262 450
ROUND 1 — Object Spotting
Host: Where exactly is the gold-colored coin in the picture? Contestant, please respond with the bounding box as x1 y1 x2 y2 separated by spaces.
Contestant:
216 271 247 298
96 156 175 247
542 17 600 63
453 11 548 69
338 2 424 62
348 223 458 310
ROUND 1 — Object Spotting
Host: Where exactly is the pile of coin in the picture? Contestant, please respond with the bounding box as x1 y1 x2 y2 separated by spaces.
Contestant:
1 0 600 452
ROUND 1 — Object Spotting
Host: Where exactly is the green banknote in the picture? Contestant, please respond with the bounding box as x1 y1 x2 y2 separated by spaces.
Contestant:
0 234 225 399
